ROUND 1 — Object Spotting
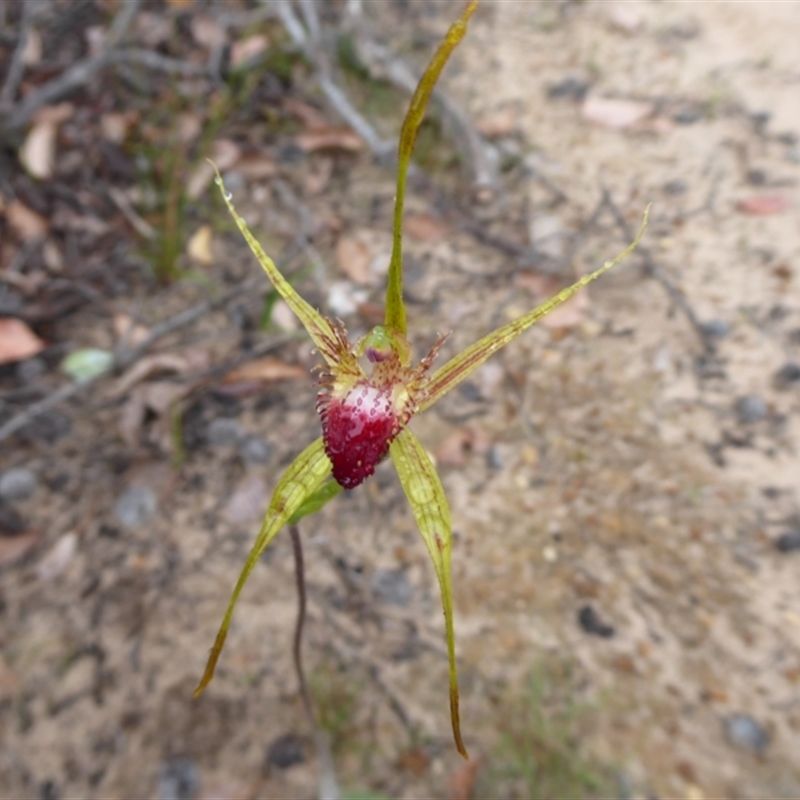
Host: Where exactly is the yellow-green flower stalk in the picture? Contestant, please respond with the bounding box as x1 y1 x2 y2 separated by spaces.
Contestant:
195 0 648 759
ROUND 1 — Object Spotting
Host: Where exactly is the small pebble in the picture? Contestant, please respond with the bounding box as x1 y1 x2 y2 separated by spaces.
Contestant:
663 179 689 195
239 435 272 464
701 319 730 340
773 362 800 390
578 604 615 638
114 485 157 528
725 713 769 753
157 757 200 800
774 530 800 553
673 107 703 125
486 445 504 471
265 733 305 770
371 569 413 606
734 395 767 424
546 76 589 101
206 417 243 448
0 468 37 502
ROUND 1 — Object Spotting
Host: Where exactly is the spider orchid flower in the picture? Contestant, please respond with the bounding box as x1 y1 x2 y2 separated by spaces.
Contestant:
194 0 648 759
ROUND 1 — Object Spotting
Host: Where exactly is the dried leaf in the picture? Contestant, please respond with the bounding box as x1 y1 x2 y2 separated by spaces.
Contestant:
230 34 269 68
36 531 78 581
187 224 214 265
6 200 48 241
100 112 134 143
236 155 278 181
119 381 189 445
737 195 788 215
282 97 329 130
336 235 374 285
223 357 306 385
19 121 56 179
113 353 190 397
113 313 150 348
404 213 450 242
476 108 518 138
582 95 654 129
191 14 226 49
0 531 40 567
434 426 492 468
187 139 241 200
61 348 113 382
295 126 363 153
22 27 42 66
0 318 45 365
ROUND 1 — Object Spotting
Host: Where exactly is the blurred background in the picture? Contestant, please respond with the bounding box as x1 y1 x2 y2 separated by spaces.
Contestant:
1 1 799 798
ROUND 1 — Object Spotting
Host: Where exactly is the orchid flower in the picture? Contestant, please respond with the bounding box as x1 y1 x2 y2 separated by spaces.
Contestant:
194 0 648 759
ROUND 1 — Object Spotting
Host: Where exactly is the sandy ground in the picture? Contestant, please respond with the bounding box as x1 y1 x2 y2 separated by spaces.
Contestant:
1 2 799 798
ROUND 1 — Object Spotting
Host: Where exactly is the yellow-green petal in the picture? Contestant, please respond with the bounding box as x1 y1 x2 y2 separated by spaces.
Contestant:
418 206 650 411
385 0 478 336
389 428 467 759
194 437 332 696
212 164 339 365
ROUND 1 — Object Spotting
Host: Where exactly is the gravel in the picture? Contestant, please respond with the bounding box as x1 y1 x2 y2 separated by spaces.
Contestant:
206 417 243 448
725 713 770 753
0 468 37 502
114 485 157 528
734 395 767 424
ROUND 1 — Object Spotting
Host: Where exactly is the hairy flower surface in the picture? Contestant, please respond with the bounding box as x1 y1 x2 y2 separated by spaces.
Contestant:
195 0 647 759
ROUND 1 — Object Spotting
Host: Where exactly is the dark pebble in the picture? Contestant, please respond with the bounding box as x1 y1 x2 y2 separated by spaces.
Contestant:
275 141 306 164
239 435 272 464
40 780 59 800
775 530 800 553
663 179 689 195
578 605 615 638
266 733 306 771
157 757 200 800
486 445 504 470
673 107 704 125
746 168 768 186
773 362 800 390
725 713 769 753
0 468 37 502
206 418 243 448
701 319 730 340
734 395 767 424
458 381 483 402
0 503 26 535
371 568 413 607
547 76 589 101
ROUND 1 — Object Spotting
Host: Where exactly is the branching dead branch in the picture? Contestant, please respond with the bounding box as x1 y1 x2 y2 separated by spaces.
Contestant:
272 0 392 157
2 0 143 134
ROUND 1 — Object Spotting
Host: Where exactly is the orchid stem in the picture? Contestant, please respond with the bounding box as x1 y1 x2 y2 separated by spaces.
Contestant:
290 523 317 728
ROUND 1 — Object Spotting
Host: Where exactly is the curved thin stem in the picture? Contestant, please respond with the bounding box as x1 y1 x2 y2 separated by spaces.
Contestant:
289 523 316 727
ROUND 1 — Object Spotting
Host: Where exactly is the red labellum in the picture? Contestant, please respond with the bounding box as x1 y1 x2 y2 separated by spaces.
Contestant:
319 381 401 489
